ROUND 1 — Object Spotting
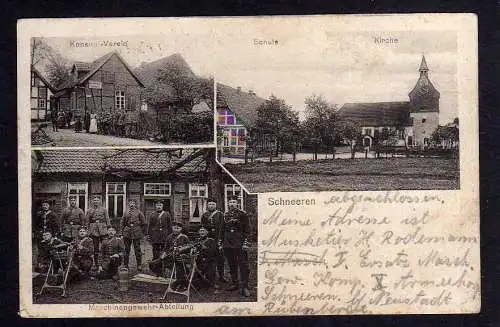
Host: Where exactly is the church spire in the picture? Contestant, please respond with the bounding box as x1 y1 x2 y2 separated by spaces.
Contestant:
419 54 429 75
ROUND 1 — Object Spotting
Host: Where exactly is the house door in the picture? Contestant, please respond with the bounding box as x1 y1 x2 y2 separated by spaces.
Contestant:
363 136 372 147
144 199 172 223
407 136 413 146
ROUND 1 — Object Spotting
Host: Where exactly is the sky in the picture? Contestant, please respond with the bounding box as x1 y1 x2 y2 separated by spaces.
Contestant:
215 24 458 124
38 22 458 125
41 32 216 78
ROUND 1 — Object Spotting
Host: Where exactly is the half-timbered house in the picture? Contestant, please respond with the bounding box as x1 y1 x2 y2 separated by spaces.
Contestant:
217 84 277 157
30 66 56 121
52 51 145 119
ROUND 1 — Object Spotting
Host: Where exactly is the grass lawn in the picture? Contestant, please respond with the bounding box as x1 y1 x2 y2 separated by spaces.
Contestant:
225 157 460 192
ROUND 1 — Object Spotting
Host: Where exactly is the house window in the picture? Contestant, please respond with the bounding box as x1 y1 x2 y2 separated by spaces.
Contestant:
38 98 46 109
189 183 208 222
115 91 126 110
68 182 88 212
422 118 427 123
31 87 38 97
224 184 244 211
106 182 126 220
144 183 171 197
218 109 238 125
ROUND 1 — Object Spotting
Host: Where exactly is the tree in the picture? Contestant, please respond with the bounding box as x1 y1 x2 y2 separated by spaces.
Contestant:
336 119 361 159
31 38 72 89
303 95 338 158
254 95 300 162
431 125 459 149
153 58 214 112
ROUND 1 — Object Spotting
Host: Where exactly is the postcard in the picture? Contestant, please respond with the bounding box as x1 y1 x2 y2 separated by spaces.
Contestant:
18 14 478 317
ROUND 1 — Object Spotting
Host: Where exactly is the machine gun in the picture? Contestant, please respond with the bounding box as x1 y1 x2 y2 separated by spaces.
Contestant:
149 238 210 267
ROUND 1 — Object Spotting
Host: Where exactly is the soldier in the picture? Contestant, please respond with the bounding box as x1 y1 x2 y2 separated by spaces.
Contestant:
86 196 110 264
148 221 190 290
61 196 86 242
146 200 172 263
219 196 251 297
200 198 227 283
98 225 125 280
194 226 218 290
70 226 94 280
34 200 60 242
120 199 146 272
37 231 68 273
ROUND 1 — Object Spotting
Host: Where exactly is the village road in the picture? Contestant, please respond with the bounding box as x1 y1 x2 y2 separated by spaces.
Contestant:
32 126 165 147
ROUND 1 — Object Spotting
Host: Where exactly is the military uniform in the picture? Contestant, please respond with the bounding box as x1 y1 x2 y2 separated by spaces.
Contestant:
86 206 110 262
34 209 60 241
195 235 217 288
120 208 146 268
37 236 67 273
71 235 94 278
147 210 172 262
219 208 250 289
61 206 86 241
201 209 225 280
149 232 190 277
99 235 125 279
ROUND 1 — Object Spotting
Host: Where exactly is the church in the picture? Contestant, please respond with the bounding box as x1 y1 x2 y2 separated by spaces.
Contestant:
338 55 440 148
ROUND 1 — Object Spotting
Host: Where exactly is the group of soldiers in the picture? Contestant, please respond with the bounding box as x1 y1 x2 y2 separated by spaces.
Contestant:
34 195 252 297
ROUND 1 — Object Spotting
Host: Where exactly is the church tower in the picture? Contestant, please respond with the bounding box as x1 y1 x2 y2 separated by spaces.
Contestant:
408 55 440 146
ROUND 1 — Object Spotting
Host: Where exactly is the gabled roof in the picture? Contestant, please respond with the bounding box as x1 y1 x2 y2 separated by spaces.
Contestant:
31 66 56 93
217 84 266 127
338 101 412 127
33 149 207 174
57 51 145 91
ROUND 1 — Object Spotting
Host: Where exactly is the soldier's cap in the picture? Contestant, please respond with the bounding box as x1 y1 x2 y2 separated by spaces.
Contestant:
154 199 164 205
107 225 116 230
78 226 88 231
198 226 208 231
227 195 239 202
172 221 184 228
92 195 101 200
68 195 77 200
207 198 217 204
41 199 50 205
128 199 137 204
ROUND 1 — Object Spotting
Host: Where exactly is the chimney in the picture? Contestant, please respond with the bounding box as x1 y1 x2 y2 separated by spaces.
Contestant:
236 86 241 93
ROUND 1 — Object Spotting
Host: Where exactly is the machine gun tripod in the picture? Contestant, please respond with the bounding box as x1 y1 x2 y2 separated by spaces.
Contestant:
37 242 75 297
160 243 211 303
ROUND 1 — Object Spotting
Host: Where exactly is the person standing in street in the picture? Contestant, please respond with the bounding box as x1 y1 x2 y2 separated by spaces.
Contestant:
146 200 172 264
51 110 58 132
219 196 251 297
120 199 146 272
89 113 98 133
84 110 91 133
